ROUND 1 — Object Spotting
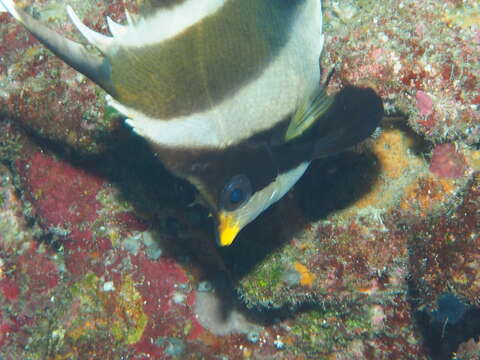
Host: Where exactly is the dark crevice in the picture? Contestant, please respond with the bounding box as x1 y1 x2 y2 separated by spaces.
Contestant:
414 293 480 360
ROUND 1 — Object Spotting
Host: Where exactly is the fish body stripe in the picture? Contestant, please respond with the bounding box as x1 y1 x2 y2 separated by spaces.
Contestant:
110 0 300 119
119 0 227 47
115 0 323 148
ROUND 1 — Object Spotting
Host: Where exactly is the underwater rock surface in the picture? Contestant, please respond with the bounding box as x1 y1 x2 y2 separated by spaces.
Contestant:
0 0 479 359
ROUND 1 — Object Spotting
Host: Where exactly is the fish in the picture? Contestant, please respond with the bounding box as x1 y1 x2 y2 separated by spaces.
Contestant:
0 0 383 246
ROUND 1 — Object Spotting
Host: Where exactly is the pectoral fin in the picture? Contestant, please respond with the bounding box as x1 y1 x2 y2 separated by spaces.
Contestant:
285 86 335 142
285 85 383 158
310 86 384 158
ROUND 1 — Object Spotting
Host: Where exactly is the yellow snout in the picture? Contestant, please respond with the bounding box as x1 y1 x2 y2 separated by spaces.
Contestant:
217 212 241 246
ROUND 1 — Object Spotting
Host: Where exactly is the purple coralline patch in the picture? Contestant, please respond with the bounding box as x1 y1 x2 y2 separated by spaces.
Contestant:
430 143 468 179
16 242 60 294
416 90 434 117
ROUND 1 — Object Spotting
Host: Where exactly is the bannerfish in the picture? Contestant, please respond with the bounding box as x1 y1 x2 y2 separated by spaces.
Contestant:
0 0 383 246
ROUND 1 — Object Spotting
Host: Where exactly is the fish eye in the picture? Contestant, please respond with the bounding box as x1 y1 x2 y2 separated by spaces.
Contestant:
220 175 252 211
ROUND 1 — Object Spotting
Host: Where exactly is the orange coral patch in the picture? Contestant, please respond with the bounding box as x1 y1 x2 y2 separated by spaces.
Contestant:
294 262 316 287
400 176 455 214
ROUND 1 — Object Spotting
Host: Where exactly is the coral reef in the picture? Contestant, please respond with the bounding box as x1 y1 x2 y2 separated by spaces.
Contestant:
322 0 480 145
0 0 479 359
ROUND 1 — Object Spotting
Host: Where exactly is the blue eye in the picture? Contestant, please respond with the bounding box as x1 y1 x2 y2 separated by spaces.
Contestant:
230 188 245 204
221 175 252 211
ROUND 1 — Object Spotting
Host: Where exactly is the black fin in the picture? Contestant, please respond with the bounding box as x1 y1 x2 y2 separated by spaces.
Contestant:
309 86 384 158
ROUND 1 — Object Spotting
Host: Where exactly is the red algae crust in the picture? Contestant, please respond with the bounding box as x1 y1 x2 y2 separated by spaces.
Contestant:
16 152 105 228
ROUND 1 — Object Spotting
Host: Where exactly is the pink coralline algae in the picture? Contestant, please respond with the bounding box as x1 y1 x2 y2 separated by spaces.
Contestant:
0 276 20 302
430 143 468 179
416 91 434 116
16 242 60 294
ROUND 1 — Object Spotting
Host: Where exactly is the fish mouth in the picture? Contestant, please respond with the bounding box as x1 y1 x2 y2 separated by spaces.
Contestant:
216 212 241 246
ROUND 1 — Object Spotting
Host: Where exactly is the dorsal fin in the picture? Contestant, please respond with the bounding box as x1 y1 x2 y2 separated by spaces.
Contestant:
124 9 135 26
0 0 115 96
66 6 113 54
106 16 128 38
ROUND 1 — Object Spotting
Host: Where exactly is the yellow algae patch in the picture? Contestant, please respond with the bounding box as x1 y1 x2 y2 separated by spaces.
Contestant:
24 46 42 60
68 318 108 341
294 262 316 287
443 6 480 28
243 348 253 359
465 149 480 172
67 273 106 341
111 275 148 344
66 273 147 346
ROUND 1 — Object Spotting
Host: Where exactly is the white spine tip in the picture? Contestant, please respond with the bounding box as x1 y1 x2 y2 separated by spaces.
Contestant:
66 5 113 53
124 9 134 26
0 0 21 20
106 16 127 37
